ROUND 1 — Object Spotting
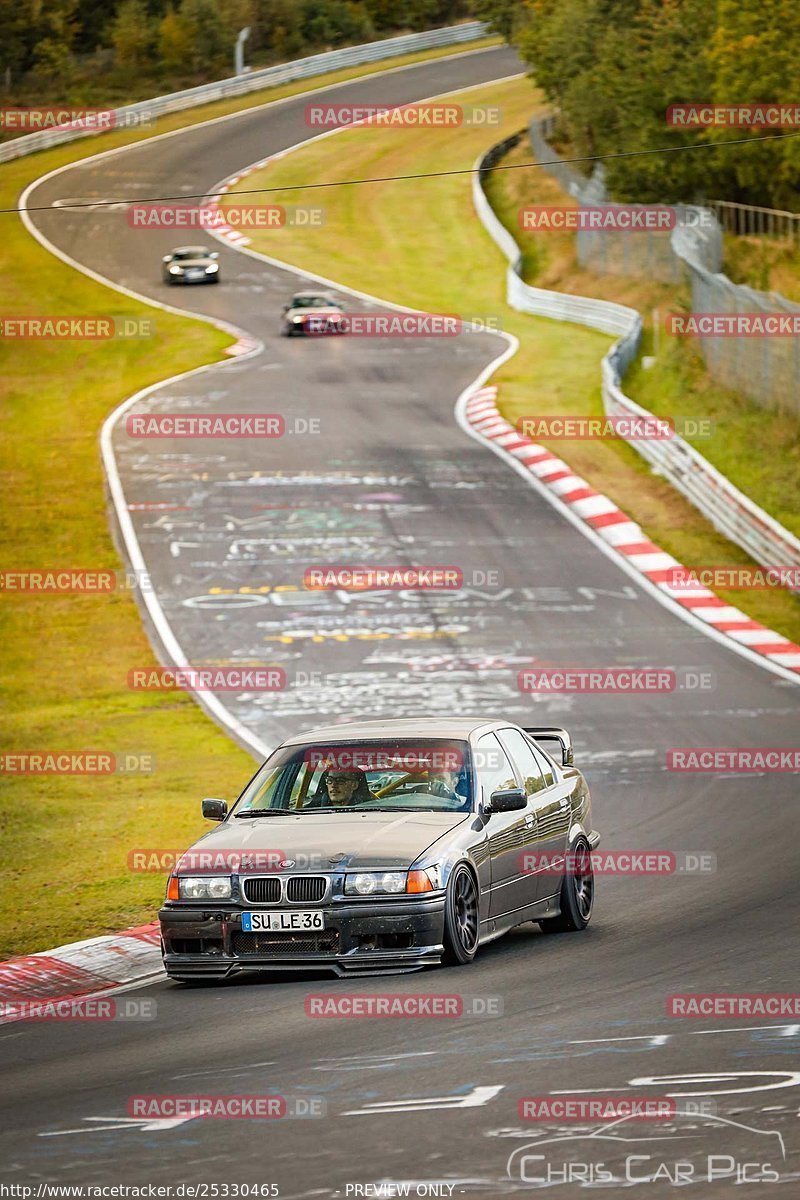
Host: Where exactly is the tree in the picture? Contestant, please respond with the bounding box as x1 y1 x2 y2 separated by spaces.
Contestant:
0 0 32 80
180 0 228 71
301 0 374 48
158 0 227 75
708 0 800 208
472 0 524 42
158 5 191 73
112 0 155 69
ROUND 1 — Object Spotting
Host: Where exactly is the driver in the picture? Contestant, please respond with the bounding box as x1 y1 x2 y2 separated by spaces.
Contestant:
306 766 374 808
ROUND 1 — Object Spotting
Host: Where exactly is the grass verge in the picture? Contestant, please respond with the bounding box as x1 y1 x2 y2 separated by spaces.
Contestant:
223 76 800 644
0 36 499 959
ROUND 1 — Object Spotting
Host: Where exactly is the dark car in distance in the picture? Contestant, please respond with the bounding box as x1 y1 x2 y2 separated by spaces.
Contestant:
162 245 220 284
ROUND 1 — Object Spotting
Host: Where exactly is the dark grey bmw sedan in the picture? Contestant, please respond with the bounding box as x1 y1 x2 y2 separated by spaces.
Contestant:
159 718 600 981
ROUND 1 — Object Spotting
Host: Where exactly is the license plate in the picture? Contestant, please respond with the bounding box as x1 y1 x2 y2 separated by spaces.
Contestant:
186 269 202 278
241 910 325 932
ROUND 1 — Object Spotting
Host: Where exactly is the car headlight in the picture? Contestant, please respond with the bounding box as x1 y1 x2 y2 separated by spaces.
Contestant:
169 265 182 274
177 876 232 900
205 263 219 273
345 871 407 896
290 314 304 323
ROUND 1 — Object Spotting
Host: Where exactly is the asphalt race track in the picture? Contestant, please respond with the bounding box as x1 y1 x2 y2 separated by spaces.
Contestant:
3 45 800 1197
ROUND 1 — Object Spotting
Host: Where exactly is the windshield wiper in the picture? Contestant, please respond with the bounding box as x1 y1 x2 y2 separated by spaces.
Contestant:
294 805 367 813
294 805 446 814
234 809 292 818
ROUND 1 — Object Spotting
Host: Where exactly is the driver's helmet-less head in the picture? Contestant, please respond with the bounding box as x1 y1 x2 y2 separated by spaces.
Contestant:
318 766 373 805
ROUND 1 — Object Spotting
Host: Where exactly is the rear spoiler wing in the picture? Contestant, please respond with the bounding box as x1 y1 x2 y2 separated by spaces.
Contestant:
524 726 574 767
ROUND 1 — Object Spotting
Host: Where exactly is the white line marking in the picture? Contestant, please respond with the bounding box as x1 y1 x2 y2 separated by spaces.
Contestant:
41 1115 197 1136
344 1084 504 1115
568 1035 671 1047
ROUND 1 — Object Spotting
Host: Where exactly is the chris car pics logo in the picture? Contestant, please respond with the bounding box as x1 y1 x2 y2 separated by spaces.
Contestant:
506 1111 785 1186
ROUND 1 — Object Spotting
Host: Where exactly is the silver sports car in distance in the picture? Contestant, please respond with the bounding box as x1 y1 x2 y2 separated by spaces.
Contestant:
280 291 347 335
162 245 220 284
160 718 600 981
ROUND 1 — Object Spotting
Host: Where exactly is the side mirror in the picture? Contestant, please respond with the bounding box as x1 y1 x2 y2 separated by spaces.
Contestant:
162 254 172 262
209 251 219 259
281 303 290 314
487 787 527 814
202 798 227 821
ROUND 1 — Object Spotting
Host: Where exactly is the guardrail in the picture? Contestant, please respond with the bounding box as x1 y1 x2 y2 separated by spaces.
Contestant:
529 115 799 415
708 200 800 242
0 22 490 164
473 133 800 578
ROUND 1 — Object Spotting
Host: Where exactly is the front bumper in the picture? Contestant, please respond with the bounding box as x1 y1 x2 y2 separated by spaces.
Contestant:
286 320 346 336
166 273 217 284
159 894 446 979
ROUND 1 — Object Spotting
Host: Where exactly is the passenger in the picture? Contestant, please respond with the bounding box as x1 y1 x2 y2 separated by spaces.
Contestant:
427 768 468 802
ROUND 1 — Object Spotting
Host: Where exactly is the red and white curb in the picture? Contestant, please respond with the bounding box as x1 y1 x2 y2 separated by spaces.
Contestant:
465 386 800 677
0 924 163 1022
206 165 268 250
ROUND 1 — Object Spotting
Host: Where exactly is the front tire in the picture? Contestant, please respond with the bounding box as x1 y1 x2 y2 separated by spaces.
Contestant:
442 864 479 965
539 837 593 933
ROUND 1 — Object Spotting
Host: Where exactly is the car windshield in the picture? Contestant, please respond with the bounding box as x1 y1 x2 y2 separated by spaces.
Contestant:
173 249 209 260
290 295 335 308
234 740 473 815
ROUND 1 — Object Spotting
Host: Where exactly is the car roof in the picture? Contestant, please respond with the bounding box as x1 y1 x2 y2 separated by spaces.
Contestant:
280 717 507 745
292 290 334 299
171 245 212 255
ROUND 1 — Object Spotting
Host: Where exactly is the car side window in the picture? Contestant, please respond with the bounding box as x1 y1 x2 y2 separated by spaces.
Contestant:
497 728 547 795
529 740 556 787
474 733 518 804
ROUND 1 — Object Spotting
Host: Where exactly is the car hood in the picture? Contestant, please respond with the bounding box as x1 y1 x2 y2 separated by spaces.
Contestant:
183 810 469 872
